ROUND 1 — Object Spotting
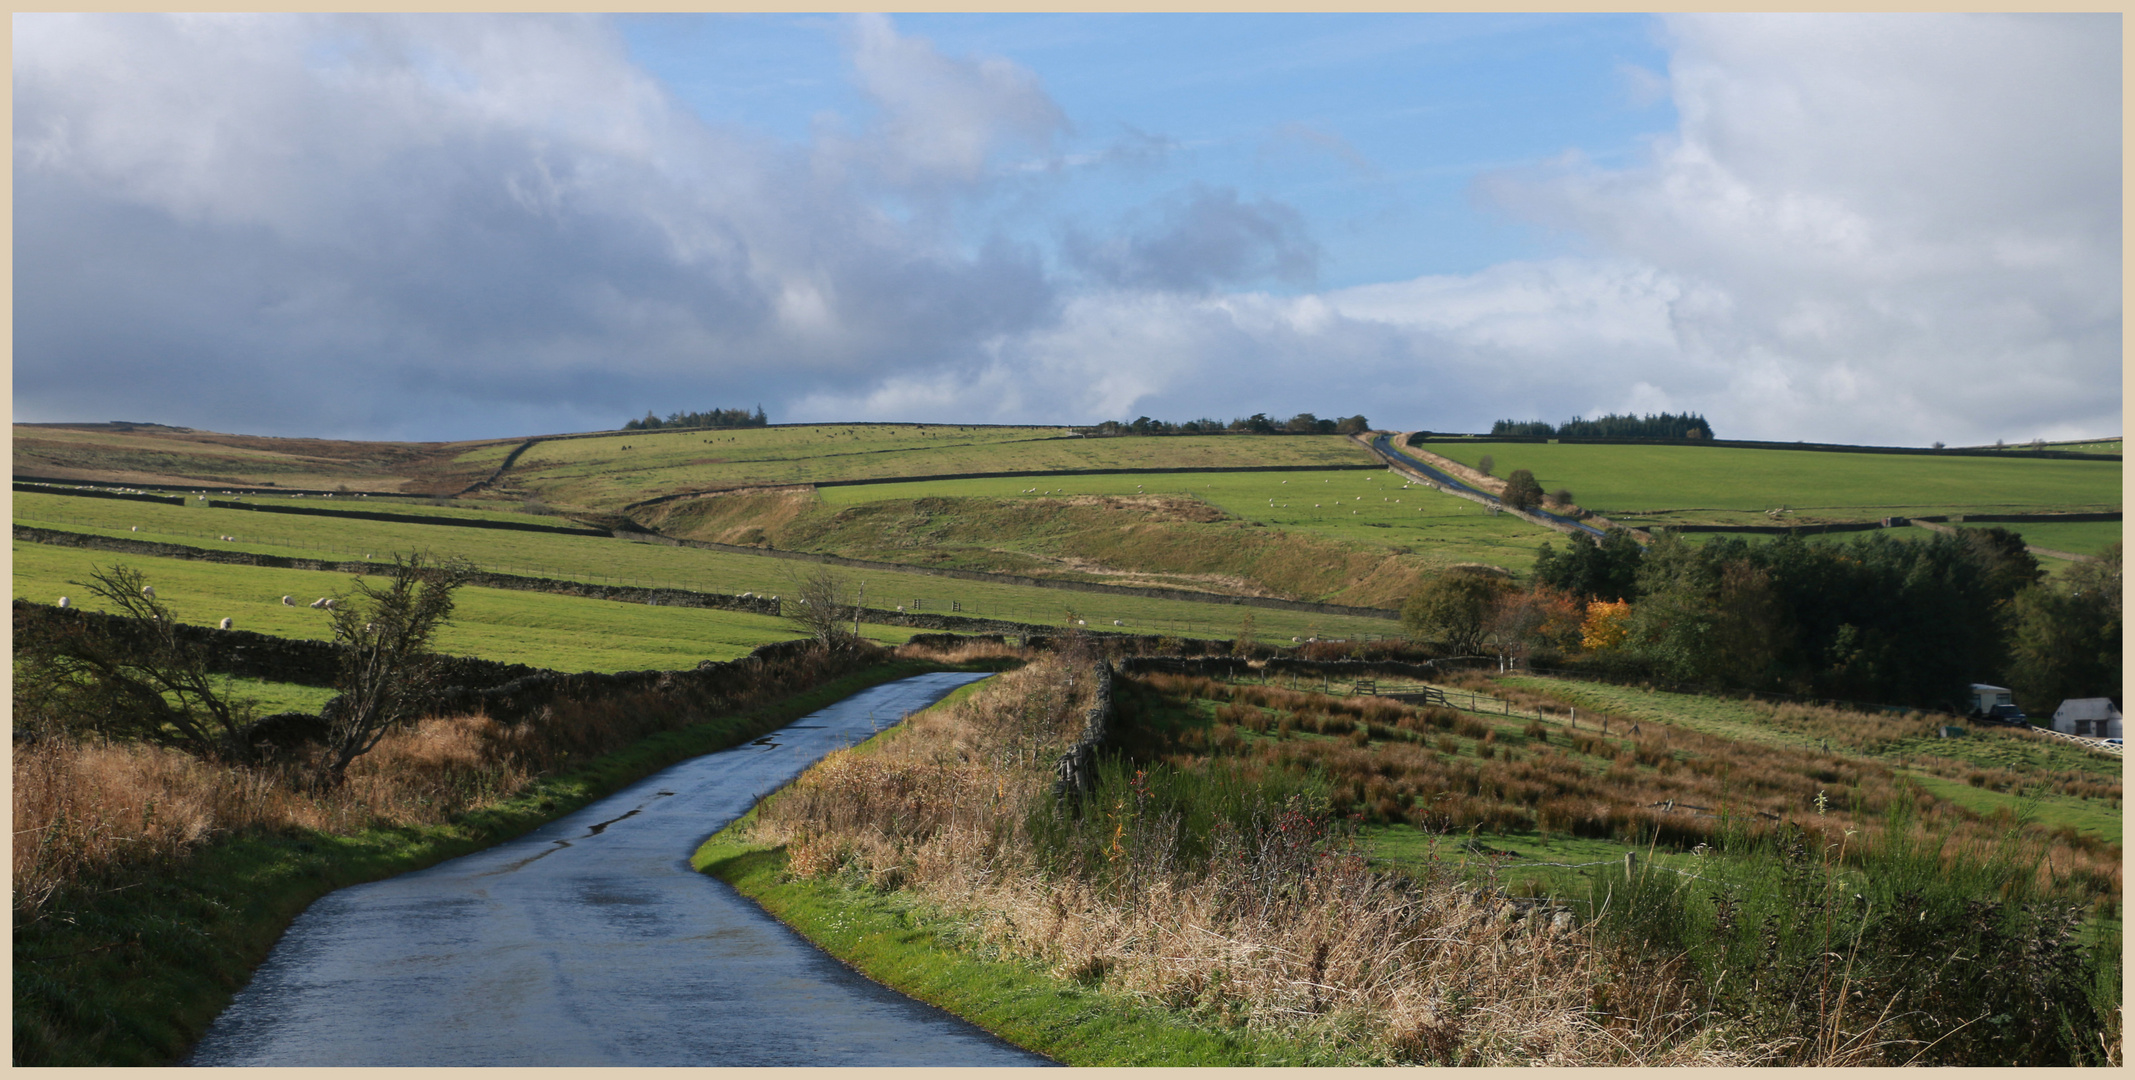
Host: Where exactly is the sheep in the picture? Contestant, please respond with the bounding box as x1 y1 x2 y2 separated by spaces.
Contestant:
140 585 155 598
218 617 233 630
310 598 328 609
57 596 69 608
130 526 139 532
1112 619 1124 626
324 599 337 610
282 596 295 606
1076 619 1087 626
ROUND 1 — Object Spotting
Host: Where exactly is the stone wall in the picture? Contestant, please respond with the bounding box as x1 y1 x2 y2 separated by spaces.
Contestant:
205 499 609 537
14 526 784 617
1052 659 1114 800
14 600 547 689
14 483 186 506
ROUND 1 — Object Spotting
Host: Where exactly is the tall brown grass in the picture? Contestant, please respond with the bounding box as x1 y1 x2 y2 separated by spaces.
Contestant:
1153 672 2120 905
749 656 1778 1064
14 644 878 917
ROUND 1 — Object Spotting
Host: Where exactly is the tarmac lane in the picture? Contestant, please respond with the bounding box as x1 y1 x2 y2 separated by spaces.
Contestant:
187 670 1053 1067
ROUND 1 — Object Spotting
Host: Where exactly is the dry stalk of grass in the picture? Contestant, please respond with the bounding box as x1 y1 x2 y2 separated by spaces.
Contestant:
749 656 1776 1065
15 644 878 916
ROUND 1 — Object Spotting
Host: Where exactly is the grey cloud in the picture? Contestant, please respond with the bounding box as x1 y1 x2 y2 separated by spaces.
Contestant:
1066 186 1320 294
14 13 1065 439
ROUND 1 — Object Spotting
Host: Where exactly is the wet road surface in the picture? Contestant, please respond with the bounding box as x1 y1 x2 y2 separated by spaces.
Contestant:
189 671 1052 1066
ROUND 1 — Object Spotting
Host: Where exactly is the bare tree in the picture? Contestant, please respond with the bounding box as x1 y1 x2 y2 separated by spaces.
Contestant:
14 565 258 760
785 567 862 653
316 554 470 789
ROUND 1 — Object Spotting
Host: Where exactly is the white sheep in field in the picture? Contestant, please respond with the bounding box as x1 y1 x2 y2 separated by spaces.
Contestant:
1112 619 1123 626
57 596 69 608
140 585 155 598
130 526 139 532
218 617 233 630
1076 619 1087 626
310 598 328 609
324 599 338 610
282 596 295 606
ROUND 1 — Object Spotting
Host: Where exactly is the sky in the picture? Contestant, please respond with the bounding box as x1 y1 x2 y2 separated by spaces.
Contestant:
12 13 2122 446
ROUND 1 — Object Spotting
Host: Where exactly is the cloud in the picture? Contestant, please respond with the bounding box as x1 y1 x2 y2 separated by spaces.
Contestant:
13 13 1064 439
1065 186 1320 293
1472 13 2120 443
15 14 2118 447
836 13 1068 188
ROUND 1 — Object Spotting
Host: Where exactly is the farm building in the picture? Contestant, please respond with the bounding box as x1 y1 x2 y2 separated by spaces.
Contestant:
2049 698 2121 739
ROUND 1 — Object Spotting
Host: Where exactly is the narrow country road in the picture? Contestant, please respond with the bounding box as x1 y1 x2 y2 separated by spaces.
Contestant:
187 671 1052 1067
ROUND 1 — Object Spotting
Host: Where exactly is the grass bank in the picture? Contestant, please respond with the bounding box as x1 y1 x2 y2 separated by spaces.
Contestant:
13 659 949 1067
694 825 1344 1065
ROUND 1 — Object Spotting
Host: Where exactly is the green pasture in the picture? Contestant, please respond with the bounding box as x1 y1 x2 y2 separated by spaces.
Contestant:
1905 772 2123 847
12 541 918 672
13 491 1402 640
814 469 1552 572
1421 442 2120 526
471 425 1377 509
1975 438 2122 455
219 678 341 715
1946 519 2122 557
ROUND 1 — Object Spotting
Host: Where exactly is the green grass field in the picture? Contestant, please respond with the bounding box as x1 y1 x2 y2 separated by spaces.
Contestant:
1975 438 2122 455
470 426 1377 510
1419 442 2120 527
13 491 1403 640
12 540 921 672
1946 519 2122 557
811 469 1551 571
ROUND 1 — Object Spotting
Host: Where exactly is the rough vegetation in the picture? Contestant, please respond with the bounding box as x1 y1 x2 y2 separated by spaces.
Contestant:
745 652 2121 1064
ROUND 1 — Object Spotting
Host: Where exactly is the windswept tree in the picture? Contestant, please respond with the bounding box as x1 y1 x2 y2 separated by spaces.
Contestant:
13 565 258 760
317 554 471 789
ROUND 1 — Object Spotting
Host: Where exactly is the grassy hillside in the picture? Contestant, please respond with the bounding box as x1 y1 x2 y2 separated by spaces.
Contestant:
13 492 1404 642
1419 441 2119 527
13 423 500 494
807 469 1549 568
12 540 919 672
640 470 1544 605
469 426 1376 510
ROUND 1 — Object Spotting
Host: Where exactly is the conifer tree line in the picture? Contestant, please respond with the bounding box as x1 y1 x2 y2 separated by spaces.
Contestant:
1490 411 1712 439
1509 528 2120 714
621 405 769 431
1089 412 1370 436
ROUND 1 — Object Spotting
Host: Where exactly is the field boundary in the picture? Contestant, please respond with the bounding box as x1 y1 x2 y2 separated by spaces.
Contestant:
14 482 185 506
1407 433 2122 461
202 498 610 537
15 475 388 497
619 463 1384 513
12 525 783 617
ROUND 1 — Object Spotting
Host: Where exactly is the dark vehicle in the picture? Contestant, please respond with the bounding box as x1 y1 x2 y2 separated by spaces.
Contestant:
1978 703 2030 726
